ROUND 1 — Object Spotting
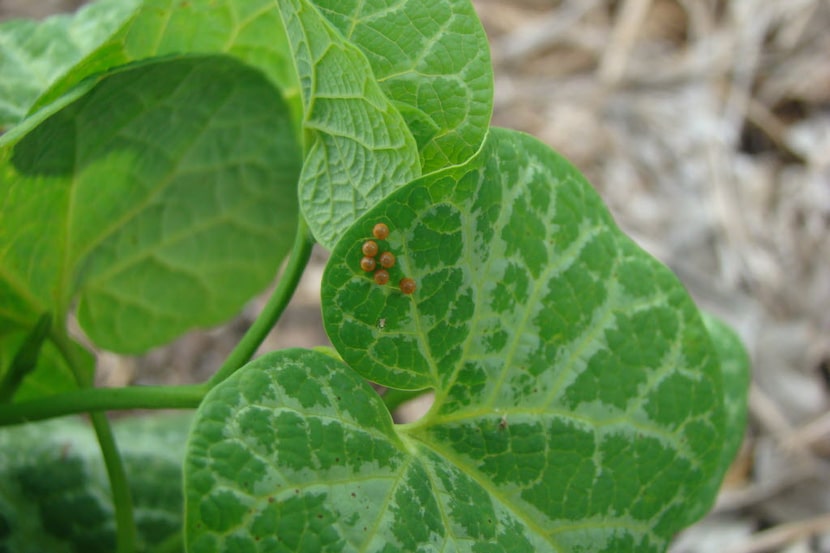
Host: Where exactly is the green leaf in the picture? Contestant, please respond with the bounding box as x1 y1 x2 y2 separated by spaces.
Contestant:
278 0 421 249
0 0 142 129
313 0 494 172
681 312 749 523
321 128 726 550
26 0 301 133
184 349 408 552
185 129 729 552
0 413 191 553
703 315 749 467
0 55 301 352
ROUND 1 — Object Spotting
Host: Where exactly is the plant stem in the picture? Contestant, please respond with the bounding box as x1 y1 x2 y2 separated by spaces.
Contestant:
89 411 137 553
207 216 314 388
51 330 137 553
0 383 206 426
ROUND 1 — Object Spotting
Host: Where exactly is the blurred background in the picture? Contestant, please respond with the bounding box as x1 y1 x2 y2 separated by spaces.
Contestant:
2 1 829 551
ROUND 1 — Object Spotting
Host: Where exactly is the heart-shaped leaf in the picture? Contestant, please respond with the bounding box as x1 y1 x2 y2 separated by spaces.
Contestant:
186 128 729 552
312 0 494 172
278 0 421 249
322 127 726 550
0 55 301 352
185 349 405 552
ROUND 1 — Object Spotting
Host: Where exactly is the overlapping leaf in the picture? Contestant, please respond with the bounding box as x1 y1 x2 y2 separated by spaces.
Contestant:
0 55 301 352
0 0 141 129
313 0 494 172
4 0 493 251
19 0 301 133
278 0 421 249
186 129 729 552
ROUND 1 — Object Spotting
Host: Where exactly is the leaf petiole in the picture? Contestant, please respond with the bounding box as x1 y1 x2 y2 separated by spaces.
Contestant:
0 383 206 426
88 412 137 553
51 327 137 553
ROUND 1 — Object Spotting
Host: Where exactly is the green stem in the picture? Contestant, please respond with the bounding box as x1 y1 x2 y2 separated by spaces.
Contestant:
89 411 137 553
207 216 314 388
0 384 205 426
51 330 137 553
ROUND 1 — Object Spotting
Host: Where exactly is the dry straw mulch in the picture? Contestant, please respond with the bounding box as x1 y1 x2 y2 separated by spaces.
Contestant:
475 0 830 551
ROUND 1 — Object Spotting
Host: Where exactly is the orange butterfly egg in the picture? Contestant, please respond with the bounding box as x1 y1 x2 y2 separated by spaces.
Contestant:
374 269 390 285
399 277 416 295
362 240 379 257
378 251 395 269
372 223 389 240
360 256 376 272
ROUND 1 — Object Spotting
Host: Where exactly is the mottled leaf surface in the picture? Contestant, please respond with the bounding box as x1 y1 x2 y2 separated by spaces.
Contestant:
314 0 493 172
278 0 421 249
186 129 729 552
0 413 191 553
0 55 300 352
681 312 749 523
322 127 726 551
0 0 141 129
185 349 406 552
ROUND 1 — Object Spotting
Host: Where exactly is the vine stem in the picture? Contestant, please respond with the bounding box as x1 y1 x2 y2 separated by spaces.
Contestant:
0 384 205 425
207 216 314 388
88 412 136 553
51 329 137 553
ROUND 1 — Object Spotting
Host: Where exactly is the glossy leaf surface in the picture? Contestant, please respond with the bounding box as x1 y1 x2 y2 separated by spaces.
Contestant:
0 55 300 352
186 129 728 552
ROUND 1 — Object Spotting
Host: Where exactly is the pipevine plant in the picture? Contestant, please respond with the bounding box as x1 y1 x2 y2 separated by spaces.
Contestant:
0 0 749 552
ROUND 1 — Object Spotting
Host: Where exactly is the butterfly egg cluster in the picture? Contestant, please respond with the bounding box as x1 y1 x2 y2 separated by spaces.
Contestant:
359 222 416 294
